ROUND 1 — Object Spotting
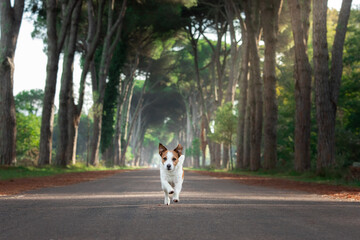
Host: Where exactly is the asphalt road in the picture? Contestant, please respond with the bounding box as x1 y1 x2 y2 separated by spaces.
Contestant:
0 169 359 240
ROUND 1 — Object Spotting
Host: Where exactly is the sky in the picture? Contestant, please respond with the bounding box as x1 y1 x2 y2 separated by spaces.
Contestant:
13 0 360 110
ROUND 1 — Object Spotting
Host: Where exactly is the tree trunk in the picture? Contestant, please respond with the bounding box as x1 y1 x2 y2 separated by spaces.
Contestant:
248 55 262 171
314 0 352 172
262 0 282 169
122 75 148 166
225 0 241 104
114 78 133 166
89 0 127 166
56 1 82 166
0 0 24 165
200 117 207 168
123 81 136 142
288 0 312 172
188 25 212 168
244 0 263 171
120 93 145 166
115 64 137 166
38 0 78 166
243 100 251 169
190 93 202 167
185 99 192 154
223 144 229 168
63 0 105 165
66 101 80 165
236 21 249 169
214 142 221 168
313 0 331 172
89 110 102 165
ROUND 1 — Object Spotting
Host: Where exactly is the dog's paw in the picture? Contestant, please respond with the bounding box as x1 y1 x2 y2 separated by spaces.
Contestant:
164 197 170 205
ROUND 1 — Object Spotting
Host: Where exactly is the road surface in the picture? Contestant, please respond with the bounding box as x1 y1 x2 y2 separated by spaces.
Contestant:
0 169 359 240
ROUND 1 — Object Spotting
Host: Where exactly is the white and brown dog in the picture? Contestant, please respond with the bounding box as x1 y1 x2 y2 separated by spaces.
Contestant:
159 143 185 205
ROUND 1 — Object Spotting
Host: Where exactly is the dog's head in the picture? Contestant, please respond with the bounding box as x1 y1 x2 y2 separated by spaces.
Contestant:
159 143 184 171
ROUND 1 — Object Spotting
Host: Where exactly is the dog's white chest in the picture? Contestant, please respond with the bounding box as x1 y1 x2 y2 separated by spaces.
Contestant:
162 169 182 183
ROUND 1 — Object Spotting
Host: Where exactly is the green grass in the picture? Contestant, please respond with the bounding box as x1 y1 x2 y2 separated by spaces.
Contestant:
0 163 138 181
185 167 360 188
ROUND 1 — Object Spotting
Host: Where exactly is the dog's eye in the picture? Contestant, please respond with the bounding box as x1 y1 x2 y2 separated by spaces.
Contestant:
172 158 176 161
163 157 167 160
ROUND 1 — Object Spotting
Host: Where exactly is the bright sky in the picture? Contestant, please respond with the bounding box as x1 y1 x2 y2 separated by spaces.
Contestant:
13 0 360 110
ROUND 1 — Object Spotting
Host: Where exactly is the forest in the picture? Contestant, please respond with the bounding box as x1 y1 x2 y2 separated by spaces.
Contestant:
1 0 359 178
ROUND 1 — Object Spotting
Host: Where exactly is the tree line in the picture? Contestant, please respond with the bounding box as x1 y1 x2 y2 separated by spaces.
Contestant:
1 0 359 175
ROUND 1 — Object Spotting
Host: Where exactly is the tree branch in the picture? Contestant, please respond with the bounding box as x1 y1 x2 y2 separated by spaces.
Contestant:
57 0 78 52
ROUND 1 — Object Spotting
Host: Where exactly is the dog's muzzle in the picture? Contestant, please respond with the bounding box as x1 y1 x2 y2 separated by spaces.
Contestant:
166 164 171 170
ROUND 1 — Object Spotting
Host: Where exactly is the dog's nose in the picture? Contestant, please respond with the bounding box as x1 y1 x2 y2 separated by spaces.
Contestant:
167 164 171 169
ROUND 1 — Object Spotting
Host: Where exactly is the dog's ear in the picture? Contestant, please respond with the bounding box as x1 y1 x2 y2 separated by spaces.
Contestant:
174 144 183 156
159 143 167 156
179 155 185 166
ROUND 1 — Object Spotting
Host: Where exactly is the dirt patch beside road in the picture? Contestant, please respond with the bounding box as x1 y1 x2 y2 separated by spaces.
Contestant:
0 170 128 196
192 170 360 202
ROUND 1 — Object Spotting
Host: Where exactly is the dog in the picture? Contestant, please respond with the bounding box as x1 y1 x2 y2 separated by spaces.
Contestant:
159 143 185 205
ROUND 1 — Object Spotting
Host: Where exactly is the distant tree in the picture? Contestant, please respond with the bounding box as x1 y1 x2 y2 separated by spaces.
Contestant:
103 1 190 166
14 90 43 162
208 103 237 170
16 113 41 160
188 138 201 168
0 0 25 165
14 89 44 115
183 3 224 168
76 114 93 164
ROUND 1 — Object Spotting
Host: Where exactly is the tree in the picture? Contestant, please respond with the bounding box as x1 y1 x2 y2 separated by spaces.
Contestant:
14 89 44 115
184 2 230 168
89 0 127 166
15 113 41 161
14 90 43 162
100 1 188 166
0 0 25 165
56 0 83 166
335 7 360 167
261 0 283 169
38 0 78 165
288 0 312 172
56 0 106 166
313 0 353 173
244 0 263 171
208 103 237 170
223 0 242 169
235 12 249 170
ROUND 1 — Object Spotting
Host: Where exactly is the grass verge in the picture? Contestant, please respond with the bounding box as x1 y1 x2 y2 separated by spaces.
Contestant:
0 163 140 181
185 167 360 188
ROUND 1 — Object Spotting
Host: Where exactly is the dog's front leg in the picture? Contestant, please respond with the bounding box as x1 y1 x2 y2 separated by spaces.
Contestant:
172 180 183 203
161 180 174 194
161 180 174 205
164 191 170 205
